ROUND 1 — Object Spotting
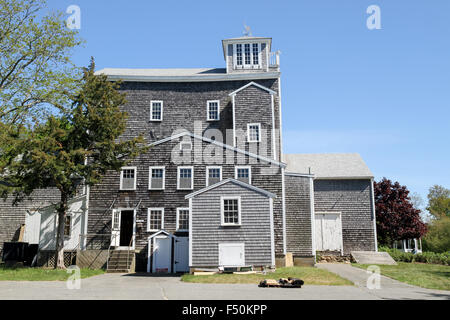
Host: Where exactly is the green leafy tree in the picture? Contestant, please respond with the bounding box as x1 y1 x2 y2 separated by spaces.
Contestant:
0 0 82 179
426 185 450 219
0 0 82 124
422 185 450 253
3 60 148 268
422 216 450 253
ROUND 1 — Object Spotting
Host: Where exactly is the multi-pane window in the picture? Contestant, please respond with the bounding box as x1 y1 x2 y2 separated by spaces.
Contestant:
252 43 259 64
150 101 163 121
177 167 193 190
64 215 71 237
148 208 164 231
207 101 220 121
176 208 189 231
149 167 165 190
206 167 222 186
235 166 251 184
234 43 260 69
244 44 251 65
112 210 120 230
120 167 136 190
247 123 261 142
236 44 242 66
222 197 240 226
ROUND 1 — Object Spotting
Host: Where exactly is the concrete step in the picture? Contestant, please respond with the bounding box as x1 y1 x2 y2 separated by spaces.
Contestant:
106 269 130 273
351 251 397 265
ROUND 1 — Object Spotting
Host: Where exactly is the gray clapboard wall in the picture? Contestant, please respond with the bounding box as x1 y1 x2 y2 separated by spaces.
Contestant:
190 181 273 267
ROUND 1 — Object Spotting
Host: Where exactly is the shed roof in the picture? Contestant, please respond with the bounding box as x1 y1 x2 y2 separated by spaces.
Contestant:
283 153 373 179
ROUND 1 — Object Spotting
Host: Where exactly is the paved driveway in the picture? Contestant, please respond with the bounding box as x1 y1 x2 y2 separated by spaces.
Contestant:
1 268 449 300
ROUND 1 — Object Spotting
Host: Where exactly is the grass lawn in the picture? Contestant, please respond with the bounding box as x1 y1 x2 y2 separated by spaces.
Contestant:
181 266 353 285
0 265 105 281
353 262 450 291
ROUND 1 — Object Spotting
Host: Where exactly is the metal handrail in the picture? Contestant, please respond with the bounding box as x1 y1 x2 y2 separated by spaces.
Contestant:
106 233 119 270
126 234 135 272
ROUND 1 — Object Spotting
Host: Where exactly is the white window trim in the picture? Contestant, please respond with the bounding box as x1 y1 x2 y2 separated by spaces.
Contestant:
176 207 190 232
120 166 137 191
147 208 164 232
150 100 163 121
234 166 252 184
233 42 261 70
247 123 261 143
206 166 222 186
177 166 194 190
206 100 220 121
179 141 192 151
220 196 242 227
148 166 165 190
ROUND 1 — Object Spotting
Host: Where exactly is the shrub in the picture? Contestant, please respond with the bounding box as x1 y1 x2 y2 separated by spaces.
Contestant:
379 246 450 265
422 216 450 253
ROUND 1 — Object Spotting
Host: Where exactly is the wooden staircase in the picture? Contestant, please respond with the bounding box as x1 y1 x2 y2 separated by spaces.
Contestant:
107 250 135 273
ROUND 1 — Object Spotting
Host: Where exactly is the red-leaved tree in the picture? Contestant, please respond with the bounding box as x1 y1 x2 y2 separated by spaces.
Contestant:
374 178 427 245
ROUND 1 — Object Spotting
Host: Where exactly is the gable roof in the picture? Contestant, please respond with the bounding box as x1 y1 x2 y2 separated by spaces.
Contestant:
185 178 276 199
283 153 373 179
150 131 286 168
228 81 277 96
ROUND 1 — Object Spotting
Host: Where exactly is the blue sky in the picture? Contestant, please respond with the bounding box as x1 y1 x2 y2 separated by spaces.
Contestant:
46 0 449 207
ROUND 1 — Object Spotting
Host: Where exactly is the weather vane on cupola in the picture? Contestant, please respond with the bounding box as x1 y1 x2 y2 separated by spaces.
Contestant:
243 24 252 37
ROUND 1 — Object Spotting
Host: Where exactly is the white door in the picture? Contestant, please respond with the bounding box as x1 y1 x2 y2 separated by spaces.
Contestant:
219 243 245 267
24 211 41 244
153 236 172 273
111 209 121 247
315 213 343 252
174 237 189 273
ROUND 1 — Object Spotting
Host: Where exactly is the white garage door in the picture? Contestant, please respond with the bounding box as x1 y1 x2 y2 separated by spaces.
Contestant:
315 213 343 252
219 243 245 267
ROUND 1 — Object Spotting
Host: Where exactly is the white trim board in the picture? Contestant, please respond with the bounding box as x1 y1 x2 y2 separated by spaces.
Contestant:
149 131 287 168
185 178 276 199
228 81 277 96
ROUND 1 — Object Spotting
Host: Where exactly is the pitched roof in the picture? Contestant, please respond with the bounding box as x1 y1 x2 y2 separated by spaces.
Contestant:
185 178 276 199
150 131 287 168
95 68 279 82
283 153 373 179
228 81 277 96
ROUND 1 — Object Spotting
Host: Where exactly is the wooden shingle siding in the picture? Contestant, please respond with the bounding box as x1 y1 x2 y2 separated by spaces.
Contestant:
191 183 273 267
234 85 281 161
87 138 284 271
285 175 313 256
117 79 279 146
0 188 60 258
314 179 376 253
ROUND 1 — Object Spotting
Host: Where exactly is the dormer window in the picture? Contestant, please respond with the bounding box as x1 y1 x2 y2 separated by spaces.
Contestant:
233 43 261 69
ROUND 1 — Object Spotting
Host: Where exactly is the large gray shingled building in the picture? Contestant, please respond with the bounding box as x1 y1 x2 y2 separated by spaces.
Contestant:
0 35 378 272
